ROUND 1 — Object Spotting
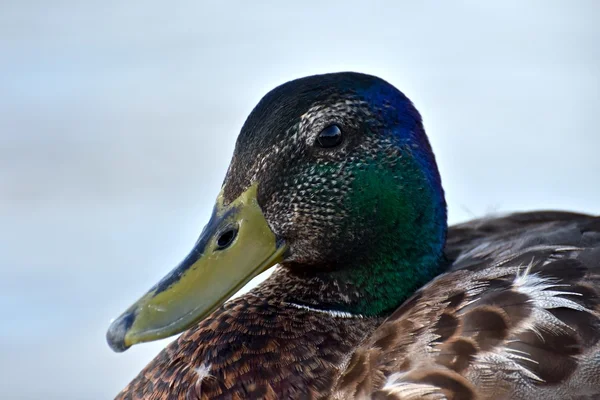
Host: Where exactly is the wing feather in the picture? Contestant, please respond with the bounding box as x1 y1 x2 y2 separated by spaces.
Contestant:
333 212 600 400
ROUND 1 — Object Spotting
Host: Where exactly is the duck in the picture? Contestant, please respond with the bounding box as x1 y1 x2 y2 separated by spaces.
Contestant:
107 72 600 400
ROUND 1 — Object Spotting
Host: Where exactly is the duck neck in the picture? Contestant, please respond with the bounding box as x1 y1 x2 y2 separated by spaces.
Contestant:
267 246 446 318
328 245 447 316
333 147 447 316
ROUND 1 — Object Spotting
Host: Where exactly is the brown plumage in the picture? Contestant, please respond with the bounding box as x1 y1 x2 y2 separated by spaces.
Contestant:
333 212 600 400
118 212 600 400
117 270 383 399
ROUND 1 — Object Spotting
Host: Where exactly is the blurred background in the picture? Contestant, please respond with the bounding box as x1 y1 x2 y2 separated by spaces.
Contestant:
1 1 599 398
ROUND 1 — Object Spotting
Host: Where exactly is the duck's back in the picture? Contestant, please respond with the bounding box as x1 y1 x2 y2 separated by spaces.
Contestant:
333 211 600 400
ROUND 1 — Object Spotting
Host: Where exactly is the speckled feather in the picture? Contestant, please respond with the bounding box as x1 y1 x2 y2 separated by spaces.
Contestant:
116 268 383 400
332 212 600 400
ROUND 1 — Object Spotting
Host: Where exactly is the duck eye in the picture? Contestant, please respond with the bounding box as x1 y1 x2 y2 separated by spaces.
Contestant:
216 226 238 250
317 124 343 148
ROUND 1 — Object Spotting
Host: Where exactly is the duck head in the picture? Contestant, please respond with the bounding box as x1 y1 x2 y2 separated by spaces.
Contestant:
107 72 447 352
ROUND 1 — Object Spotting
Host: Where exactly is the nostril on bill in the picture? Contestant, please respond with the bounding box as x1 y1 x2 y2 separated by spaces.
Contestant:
216 227 238 250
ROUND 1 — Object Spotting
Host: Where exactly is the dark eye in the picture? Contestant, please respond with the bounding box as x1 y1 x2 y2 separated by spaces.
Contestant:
216 226 238 250
317 124 343 148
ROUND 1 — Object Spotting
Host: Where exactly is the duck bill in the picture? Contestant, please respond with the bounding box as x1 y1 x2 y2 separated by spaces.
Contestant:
106 183 286 352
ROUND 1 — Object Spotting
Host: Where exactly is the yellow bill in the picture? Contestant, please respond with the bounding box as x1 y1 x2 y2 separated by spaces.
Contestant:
106 183 287 352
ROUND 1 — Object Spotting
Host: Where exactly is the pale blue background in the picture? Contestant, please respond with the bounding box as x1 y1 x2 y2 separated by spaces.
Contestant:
1 1 598 399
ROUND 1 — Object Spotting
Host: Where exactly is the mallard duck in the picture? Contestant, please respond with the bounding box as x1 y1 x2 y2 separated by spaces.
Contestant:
107 72 600 400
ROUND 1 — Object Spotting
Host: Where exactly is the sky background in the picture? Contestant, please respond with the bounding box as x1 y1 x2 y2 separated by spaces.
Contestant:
1 1 599 399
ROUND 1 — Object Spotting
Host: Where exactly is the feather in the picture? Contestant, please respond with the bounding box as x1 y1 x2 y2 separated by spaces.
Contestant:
333 213 600 400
